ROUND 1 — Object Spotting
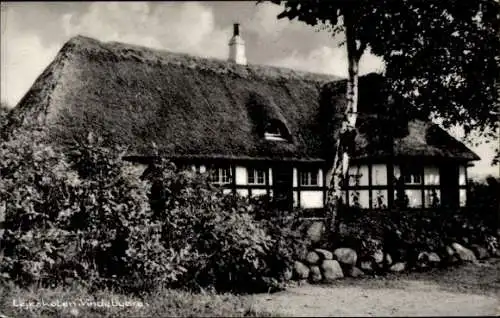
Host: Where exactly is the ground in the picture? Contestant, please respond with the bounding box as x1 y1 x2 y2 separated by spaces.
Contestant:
249 259 500 317
2 259 499 317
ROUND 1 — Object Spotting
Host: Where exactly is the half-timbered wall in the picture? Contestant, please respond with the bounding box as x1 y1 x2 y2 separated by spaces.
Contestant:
344 162 469 209
134 160 469 210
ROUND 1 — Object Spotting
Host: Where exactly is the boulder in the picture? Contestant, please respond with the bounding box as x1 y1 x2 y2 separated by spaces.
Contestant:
294 261 310 279
385 253 393 266
360 260 373 273
470 244 489 260
322 260 344 282
428 252 441 264
494 248 500 258
389 262 406 273
451 242 477 262
309 266 322 283
445 245 456 257
307 221 325 243
306 251 321 265
283 267 293 281
315 248 333 260
416 252 430 269
418 252 430 262
347 266 365 278
373 249 384 264
333 248 357 267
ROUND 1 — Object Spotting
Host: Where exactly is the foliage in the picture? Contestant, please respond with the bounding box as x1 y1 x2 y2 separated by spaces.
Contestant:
0 101 10 131
0 130 183 291
1 130 308 294
269 0 499 141
338 205 498 265
0 128 77 286
144 159 305 293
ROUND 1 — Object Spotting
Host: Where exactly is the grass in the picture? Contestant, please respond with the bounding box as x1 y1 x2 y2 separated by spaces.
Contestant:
3 259 498 317
0 282 276 318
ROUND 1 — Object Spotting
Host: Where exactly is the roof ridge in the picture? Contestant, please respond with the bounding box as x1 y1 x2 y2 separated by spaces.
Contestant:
62 35 344 83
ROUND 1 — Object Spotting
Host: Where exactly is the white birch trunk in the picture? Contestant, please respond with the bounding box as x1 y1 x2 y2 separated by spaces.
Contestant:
325 16 360 235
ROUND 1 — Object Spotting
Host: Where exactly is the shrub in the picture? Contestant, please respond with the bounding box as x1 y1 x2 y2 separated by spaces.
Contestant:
1 130 308 294
0 129 78 286
337 204 498 267
0 131 187 292
143 159 296 293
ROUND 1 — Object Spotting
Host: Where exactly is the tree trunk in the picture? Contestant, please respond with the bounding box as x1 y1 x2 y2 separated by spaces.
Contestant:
325 15 360 237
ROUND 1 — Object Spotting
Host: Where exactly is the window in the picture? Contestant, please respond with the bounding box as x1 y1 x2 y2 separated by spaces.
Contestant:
300 170 319 186
395 164 442 208
209 166 232 185
403 166 422 184
248 168 266 185
264 121 287 141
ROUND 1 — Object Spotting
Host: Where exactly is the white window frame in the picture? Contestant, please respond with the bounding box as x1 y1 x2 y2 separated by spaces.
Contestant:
300 170 319 187
210 166 232 185
248 168 266 185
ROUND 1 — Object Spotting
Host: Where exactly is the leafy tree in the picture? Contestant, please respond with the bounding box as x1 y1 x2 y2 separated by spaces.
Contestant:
267 0 499 233
0 101 10 131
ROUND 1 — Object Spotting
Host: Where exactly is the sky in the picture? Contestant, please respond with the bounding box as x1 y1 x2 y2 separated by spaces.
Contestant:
0 1 497 178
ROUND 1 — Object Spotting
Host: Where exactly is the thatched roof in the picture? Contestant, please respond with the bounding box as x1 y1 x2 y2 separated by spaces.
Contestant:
6 35 479 163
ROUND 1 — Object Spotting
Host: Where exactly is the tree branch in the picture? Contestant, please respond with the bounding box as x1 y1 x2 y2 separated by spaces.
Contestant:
356 41 367 61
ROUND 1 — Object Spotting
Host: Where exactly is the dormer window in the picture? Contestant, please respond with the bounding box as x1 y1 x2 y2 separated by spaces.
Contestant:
264 121 288 141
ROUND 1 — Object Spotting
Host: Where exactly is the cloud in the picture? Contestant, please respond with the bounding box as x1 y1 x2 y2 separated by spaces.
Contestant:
268 45 384 77
62 2 229 58
1 7 59 107
2 2 232 106
245 2 291 37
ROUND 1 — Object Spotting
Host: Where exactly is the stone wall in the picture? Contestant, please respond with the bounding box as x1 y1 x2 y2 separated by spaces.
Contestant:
289 220 499 284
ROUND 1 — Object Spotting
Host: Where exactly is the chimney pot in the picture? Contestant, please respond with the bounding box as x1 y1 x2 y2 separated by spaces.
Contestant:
228 22 246 65
233 23 240 36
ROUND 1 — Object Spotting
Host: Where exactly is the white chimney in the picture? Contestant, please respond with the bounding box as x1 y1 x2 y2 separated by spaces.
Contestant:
228 23 247 65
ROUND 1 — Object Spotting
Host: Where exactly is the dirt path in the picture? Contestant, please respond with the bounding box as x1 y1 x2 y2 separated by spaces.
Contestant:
250 260 500 316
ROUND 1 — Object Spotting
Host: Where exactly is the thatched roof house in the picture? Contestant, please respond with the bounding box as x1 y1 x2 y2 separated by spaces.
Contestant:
5 25 479 211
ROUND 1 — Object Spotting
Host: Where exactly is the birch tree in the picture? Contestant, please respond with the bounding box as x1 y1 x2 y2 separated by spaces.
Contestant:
267 0 499 234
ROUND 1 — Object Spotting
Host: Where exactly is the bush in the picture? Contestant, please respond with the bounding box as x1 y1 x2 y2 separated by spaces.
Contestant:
0 129 78 286
144 159 302 293
1 131 308 294
0 131 186 291
337 205 498 267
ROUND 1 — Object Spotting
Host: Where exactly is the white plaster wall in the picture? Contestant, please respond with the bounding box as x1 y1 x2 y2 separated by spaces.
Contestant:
424 166 440 185
237 189 248 197
349 190 369 208
393 165 401 179
317 168 324 187
405 189 422 208
424 189 441 208
235 166 247 185
372 189 388 208
268 168 273 186
300 191 324 209
222 189 232 195
371 164 387 185
348 165 369 186
199 165 206 173
125 163 148 178
293 191 298 207
251 189 267 197
293 168 298 187
459 189 467 207
459 165 467 186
